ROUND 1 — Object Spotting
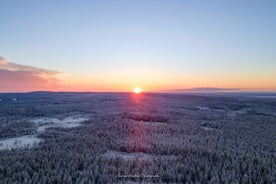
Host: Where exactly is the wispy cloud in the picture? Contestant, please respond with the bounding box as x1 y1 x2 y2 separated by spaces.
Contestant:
0 56 64 92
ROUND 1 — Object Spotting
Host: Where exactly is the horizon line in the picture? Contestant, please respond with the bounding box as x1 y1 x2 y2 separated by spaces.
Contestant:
1 89 276 94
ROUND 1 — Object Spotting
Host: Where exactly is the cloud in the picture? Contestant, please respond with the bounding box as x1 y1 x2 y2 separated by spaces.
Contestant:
0 56 8 64
0 56 64 92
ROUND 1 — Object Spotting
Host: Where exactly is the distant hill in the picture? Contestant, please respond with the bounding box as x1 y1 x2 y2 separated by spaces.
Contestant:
160 87 240 92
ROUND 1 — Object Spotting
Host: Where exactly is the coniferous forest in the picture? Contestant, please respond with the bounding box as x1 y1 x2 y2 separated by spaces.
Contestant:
0 92 275 183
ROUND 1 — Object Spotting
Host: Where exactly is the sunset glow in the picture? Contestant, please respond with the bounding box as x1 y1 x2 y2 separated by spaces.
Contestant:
133 87 141 94
0 1 275 92
0 1 276 183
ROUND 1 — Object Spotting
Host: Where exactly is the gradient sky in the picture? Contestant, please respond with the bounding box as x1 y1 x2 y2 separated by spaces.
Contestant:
0 0 276 92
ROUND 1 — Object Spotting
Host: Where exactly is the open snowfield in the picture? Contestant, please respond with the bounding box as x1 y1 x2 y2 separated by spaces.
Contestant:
103 150 177 162
0 92 275 183
0 116 90 150
0 135 42 150
32 116 89 133
103 150 155 161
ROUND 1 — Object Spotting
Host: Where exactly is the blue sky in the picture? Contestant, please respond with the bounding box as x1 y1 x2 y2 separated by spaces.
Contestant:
0 0 275 92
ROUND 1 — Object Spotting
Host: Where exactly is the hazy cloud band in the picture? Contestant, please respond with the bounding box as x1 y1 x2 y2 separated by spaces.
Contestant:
0 56 63 92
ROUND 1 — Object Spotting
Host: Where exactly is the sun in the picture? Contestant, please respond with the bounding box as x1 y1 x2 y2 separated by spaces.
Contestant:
133 87 141 94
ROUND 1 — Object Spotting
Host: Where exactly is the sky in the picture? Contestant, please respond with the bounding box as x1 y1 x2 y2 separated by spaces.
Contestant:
0 0 276 92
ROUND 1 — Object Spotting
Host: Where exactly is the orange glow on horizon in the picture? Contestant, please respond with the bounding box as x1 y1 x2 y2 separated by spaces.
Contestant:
51 68 276 94
36 69 276 93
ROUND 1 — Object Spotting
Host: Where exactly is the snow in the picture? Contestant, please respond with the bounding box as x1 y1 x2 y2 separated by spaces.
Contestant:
103 150 177 161
227 108 248 117
132 121 167 126
0 116 89 150
197 106 210 110
253 96 276 99
201 126 215 131
0 135 42 150
32 117 89 125
104 150 153 161
32 117 89 133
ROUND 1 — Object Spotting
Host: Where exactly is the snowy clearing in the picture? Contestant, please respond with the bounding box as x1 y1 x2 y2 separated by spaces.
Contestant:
201 126 215 131
197 106 210 110
0 116 90 150
32 116 90 133
227 108 248 117
31 116 89 125
103 150 154 161
103 150 177 161
0 135 42 150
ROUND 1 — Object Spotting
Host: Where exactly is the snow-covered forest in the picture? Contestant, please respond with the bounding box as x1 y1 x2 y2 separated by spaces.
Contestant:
0 92 275 183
